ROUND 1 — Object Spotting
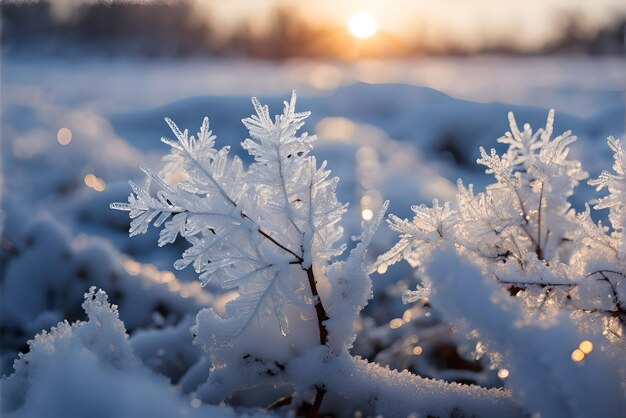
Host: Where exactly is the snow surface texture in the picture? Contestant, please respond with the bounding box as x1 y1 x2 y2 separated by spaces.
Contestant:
0 213 212 376
2 93 526 417
1 288 247 418
2 56 625 417
425 246 624 418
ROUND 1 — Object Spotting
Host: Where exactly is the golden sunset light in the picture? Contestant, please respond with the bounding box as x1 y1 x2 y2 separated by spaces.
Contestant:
2 1 626 416
348 12 379 39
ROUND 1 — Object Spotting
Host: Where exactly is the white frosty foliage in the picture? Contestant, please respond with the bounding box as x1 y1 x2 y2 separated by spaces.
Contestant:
1 288 244 418
382 110 626 416
114 93 401 409
241 94 347 268
112 94 525 416
588 136 626 260
378 110 593 291
325 201 388 352
113 93 350 353
376 198 454 269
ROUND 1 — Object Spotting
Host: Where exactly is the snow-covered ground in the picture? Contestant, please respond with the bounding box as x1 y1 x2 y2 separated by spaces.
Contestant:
1 55 625 417
4 55 625 116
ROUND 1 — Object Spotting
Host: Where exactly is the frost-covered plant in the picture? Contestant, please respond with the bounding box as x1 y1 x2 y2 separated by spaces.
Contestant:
379 111 626 417
111 93 373 414
111 93 522 417
1 288 239 418
0 214 210 374
379 110 587 272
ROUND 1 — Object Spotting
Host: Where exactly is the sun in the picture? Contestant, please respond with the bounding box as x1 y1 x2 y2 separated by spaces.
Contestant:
348 12 379 39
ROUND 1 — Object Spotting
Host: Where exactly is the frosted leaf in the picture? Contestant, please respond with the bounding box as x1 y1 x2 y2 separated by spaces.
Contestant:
409 198 456 238
241 91 315 165
112 93 360 361
383 110 626 355
588 137 626 259
243 93 347 268
575 204 617 253
160 116 218 183
374 198 454 270
158 212 187 246
497 110 554 168
402 284 430 304
477 146 513 182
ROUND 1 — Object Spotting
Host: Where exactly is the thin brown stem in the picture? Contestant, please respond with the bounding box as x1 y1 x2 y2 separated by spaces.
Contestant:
257 226 304 262
166 162 329 416
496 277 575 288
306 266 329 345
304 266 330 417
506 180 543 261
536 182 544 260
587 270 626 278
588 271 626 320
307 387 326 418
498 272 625 328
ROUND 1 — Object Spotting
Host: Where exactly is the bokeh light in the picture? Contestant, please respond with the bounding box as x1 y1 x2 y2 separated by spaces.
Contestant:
571 348 585 362
579 340 593 355
84 173 106 192
57 127 73 145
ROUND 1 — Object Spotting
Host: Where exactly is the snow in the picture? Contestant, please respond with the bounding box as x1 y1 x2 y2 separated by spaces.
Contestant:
2 54 625 416
1 288 242 418
378 106 626 417
424 246 625 418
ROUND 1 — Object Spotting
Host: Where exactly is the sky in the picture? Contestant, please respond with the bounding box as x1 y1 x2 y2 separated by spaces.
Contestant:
196 0 626 51
10 0 626 52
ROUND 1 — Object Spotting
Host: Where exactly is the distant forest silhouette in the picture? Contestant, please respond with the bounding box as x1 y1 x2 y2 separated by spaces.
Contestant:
2 1 625 58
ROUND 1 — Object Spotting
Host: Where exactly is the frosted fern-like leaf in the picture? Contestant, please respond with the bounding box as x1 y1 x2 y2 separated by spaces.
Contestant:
402 284 430 304
374 198 454 270
587 136 626 259
589 137 626 216
386 109 588 278
112 92 348 348
497 110 553 168
477 146 514 183
576 204 617 254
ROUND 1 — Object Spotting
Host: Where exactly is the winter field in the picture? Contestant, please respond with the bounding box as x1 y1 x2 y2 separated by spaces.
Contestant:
2 55 626 417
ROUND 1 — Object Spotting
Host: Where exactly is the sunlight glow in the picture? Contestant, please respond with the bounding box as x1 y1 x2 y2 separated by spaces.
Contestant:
348 12 378 39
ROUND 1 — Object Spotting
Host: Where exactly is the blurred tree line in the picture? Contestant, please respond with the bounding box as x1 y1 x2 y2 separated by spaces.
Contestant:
2 1 625 59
